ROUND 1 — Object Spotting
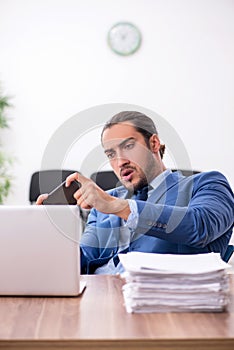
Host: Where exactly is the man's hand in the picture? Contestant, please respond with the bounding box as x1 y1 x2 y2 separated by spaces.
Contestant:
66 172 130 220
36 193 48 205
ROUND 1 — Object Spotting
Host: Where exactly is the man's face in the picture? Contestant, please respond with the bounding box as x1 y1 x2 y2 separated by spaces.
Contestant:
102 123 159 191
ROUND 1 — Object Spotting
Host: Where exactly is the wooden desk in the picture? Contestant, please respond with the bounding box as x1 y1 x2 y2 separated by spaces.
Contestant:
0 275 233 350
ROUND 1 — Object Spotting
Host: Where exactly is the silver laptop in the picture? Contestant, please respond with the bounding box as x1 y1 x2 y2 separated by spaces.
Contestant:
0 205 86 296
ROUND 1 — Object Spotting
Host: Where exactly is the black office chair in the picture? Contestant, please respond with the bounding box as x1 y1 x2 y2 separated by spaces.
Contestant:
29 169 78 204
171 169 201 176
90 171 120 191
223 245 234 263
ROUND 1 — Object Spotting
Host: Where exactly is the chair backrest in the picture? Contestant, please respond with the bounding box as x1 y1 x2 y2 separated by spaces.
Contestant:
29 169 78 204
90 171 120 191
223 244 234 263
171 169 201 176
90 169 201 191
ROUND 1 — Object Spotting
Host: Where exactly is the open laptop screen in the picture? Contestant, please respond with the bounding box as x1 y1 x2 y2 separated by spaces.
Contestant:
0 205 85 296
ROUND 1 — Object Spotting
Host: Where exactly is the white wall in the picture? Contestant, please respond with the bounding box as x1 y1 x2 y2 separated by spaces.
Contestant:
0 0 233 205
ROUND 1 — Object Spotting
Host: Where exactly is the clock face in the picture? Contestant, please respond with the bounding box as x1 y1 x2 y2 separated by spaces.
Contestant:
107 22 142 56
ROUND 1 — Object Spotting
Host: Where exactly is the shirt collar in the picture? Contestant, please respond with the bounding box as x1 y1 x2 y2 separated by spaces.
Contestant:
149 169 172 191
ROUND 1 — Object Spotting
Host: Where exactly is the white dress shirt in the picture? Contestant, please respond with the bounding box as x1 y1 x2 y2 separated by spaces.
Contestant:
95 169 172 274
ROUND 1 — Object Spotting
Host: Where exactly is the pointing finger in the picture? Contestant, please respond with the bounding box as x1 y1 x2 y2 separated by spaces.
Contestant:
65 172 80 187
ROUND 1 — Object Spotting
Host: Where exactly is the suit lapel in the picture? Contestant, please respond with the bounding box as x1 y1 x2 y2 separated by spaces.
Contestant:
148 172 182 204
107 172 182 234
110 173 181 205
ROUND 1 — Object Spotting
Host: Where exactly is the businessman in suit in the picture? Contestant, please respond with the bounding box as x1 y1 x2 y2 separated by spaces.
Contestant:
37 111 234 274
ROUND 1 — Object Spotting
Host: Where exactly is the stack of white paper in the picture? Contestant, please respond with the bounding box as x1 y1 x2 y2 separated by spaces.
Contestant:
119 252 231 313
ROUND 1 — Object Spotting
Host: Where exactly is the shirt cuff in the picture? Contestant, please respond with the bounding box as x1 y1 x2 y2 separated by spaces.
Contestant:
126 199 139 230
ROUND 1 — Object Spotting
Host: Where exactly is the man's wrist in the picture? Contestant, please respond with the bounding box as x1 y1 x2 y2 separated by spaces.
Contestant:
109 198 130 220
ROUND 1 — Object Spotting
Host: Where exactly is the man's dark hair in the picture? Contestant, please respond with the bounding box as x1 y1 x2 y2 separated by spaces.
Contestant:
101 111 165 159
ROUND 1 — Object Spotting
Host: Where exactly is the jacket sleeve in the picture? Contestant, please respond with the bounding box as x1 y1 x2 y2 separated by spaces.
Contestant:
134 171 234 248
80 208 100 273
80 205 119 274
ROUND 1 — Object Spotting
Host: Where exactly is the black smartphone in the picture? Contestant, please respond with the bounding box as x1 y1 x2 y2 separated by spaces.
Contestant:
43 180 81 205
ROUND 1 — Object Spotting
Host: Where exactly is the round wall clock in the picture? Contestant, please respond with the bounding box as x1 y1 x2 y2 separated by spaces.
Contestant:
107 22 142 56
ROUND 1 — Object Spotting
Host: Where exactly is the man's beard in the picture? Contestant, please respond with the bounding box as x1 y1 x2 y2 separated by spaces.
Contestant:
117 152 157 193
132 175 148 192
120 171 148 196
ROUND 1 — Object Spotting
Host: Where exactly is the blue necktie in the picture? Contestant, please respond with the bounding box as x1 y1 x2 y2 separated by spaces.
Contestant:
134 185 149 201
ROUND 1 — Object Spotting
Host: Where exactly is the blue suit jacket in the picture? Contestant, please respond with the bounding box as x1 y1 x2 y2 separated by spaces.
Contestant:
80 171 234 274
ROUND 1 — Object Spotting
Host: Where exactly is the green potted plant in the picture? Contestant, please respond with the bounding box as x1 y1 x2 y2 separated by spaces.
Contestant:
0 89 12 204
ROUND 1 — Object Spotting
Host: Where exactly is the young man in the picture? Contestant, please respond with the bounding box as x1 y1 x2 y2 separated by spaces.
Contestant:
37 111 234 274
